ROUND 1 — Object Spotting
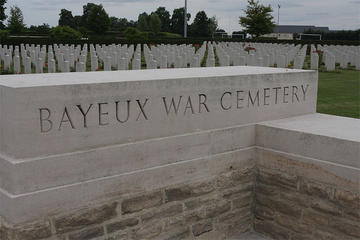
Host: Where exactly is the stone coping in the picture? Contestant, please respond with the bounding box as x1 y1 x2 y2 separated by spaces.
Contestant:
257 113 360 142
0 66 313 88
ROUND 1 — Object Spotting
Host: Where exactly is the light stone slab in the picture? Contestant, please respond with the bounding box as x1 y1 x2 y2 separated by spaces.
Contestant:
0 67 317 159
0 124 255 195
256 113 360 168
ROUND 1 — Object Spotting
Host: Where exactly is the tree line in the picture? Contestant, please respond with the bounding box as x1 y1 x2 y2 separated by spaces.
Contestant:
0 1 223 39
0 0 358 41
58 4 221 38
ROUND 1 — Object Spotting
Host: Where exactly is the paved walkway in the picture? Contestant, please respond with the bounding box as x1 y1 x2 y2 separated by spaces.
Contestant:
229 232 271 240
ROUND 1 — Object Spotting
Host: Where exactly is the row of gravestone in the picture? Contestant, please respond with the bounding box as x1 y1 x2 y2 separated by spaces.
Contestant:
143 43 206 69
317 44 360 71
0 42 359 74
213 42 309 69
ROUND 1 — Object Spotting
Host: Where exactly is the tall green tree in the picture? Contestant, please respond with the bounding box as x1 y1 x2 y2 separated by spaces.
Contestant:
170 7 190 35
0 0 6 29
239 0 275 38
59 9 75 28
82 3 97 28
7 5 25 33
209 16 218 38
190 11 211 37
87 4 110 34
149 13 161 34
154 7 170 32
137 12 149 31
109 17 134 31
73 15 82 29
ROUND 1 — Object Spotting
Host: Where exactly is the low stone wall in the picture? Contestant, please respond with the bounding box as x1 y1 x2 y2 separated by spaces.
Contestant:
1 67 359 240
254 150 360 240
2 146 358 240
0 164 255 240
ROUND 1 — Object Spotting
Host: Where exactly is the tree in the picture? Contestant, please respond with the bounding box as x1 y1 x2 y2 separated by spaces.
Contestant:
87 4 110 34
209 16 218 38
239 0 275 38
109 16 118 30
190 11 211 37
59 9 75 28
154 7 170 32
82 3 97 28
0 0 6 29
73 15 82 29
109 17 135 32
29 23 51 34
149 13 161 34
128 20 137 28
7 5 25 33
170 7 190 35
137 12 149 31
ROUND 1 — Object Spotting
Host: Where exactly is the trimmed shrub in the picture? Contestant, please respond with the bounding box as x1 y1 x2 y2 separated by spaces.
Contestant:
157 32 182 39
124 27 148 41
50 26 82 41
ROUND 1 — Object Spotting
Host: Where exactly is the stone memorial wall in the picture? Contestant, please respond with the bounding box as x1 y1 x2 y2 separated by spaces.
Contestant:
0 66 358 240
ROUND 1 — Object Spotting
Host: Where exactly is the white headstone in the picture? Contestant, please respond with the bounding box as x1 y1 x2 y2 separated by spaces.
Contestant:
311 53 319 70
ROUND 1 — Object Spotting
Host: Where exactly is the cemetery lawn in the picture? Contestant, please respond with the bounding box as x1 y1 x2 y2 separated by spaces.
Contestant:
317 69 360 119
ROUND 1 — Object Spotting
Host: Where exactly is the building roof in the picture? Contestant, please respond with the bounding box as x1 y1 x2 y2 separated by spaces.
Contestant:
274 25 329 33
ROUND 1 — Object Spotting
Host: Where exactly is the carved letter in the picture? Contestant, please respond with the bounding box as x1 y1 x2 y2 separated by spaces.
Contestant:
98 103 109 126
198 94 210 113
59 107 75 130
263 88 270 106
162 96 182 115
237 91 244 109
116 100 130 123
220 92 232 110
283 86 289 103
248 90 259 107
39 108 53 133
292 86 299 103
273 87 281 104
184 96 195 115
136 99 149 121
301 84 309 101
77 104 93 128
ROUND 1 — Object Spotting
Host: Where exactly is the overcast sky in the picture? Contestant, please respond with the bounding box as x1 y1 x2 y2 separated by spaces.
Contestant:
4 0 360 32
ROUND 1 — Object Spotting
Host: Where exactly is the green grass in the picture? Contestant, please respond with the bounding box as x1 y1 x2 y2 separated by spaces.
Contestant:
317 69 360 119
